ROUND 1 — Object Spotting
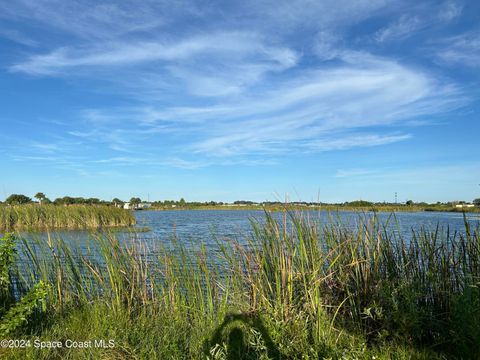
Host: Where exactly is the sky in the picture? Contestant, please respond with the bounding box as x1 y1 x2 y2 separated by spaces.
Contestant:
0 0 479 203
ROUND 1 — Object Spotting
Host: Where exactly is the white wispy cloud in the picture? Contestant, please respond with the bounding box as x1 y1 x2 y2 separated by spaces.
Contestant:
0 28 38 47
0 0 167 40
91 156 143 165
178 57 462 156
12 32 296 72
374 15 423 43
435 30 480 68
10 31 299 98
67 127 136 154
29 142 60 152
437 1 463 21
335 168 377 178
238 0 388 32
374 2 463 44
63 53 464 161
307 134 412 152
313 31 344 61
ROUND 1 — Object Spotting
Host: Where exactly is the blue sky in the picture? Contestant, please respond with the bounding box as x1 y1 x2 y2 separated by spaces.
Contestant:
1 0 479 203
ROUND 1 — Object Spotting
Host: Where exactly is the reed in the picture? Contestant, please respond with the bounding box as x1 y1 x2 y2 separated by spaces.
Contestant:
1 210 479 359
0 204 136 231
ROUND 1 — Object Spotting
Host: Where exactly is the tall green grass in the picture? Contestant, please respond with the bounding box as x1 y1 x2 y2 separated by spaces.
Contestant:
1 210 479 359
0 204 136 231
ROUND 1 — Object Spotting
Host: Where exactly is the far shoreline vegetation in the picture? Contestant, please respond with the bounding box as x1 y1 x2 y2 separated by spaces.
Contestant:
1 193 480 214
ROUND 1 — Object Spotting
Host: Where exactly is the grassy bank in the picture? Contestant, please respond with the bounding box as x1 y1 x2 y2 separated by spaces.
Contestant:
1 211 479 359
0 204 136 231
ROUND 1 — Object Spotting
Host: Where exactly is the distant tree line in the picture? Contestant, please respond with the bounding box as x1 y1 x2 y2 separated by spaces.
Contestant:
2 194 114 206
1 193 480 208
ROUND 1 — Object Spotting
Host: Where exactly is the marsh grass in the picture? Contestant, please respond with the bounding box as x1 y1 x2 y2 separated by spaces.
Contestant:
0 204 136 231
1 209 479 359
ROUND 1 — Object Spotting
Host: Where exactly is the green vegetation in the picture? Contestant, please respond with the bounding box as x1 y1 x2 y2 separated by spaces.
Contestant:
151 202 480 213
2 193 122 207
52 196 110 206
129 197 142 207
0 204 135 231
112 198 125 207
2 193 479 213
1 234 49 338
5 194 32 206
144 198 480 213
1 210 479 359
34 193 47 205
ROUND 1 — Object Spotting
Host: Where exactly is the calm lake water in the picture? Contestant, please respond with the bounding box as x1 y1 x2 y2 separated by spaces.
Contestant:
134 210 480 232
14 210 480 256
123 209 479 254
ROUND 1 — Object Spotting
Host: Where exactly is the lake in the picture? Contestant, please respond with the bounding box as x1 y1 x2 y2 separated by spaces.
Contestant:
131 209 480 248
10 209 480 295
13 209 480 260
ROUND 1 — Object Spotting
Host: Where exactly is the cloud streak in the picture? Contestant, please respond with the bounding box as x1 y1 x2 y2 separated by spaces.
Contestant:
373 2 463 44
435 30 480 68
11 32 297 73
60 53 464 162
375 15 422 43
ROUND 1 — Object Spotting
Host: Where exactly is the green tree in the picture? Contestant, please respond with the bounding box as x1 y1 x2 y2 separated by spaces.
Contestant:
474 198 480 206
347 200 373 207
34 192 46 205
112 198 124 207
406 200 414 206
129 197 141 208
54 196 76 206
5 194 31 205
86 198 100 205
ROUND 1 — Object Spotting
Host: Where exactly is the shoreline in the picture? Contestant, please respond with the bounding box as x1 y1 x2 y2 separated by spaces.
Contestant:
139 205 480 214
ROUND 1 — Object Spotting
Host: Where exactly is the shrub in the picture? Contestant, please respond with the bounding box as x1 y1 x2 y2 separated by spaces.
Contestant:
0 234 49 337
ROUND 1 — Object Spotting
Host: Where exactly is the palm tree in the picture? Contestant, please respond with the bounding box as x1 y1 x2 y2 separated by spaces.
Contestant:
129 197 141 209
34 192 46 205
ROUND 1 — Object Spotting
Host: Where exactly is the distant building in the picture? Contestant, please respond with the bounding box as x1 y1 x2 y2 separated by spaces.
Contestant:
455 204 474 208
124 202 152 210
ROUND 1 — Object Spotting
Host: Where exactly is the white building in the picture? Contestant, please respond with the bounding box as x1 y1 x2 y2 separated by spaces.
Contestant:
455 204 475 208
123 202 152 210
138 203 152 209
